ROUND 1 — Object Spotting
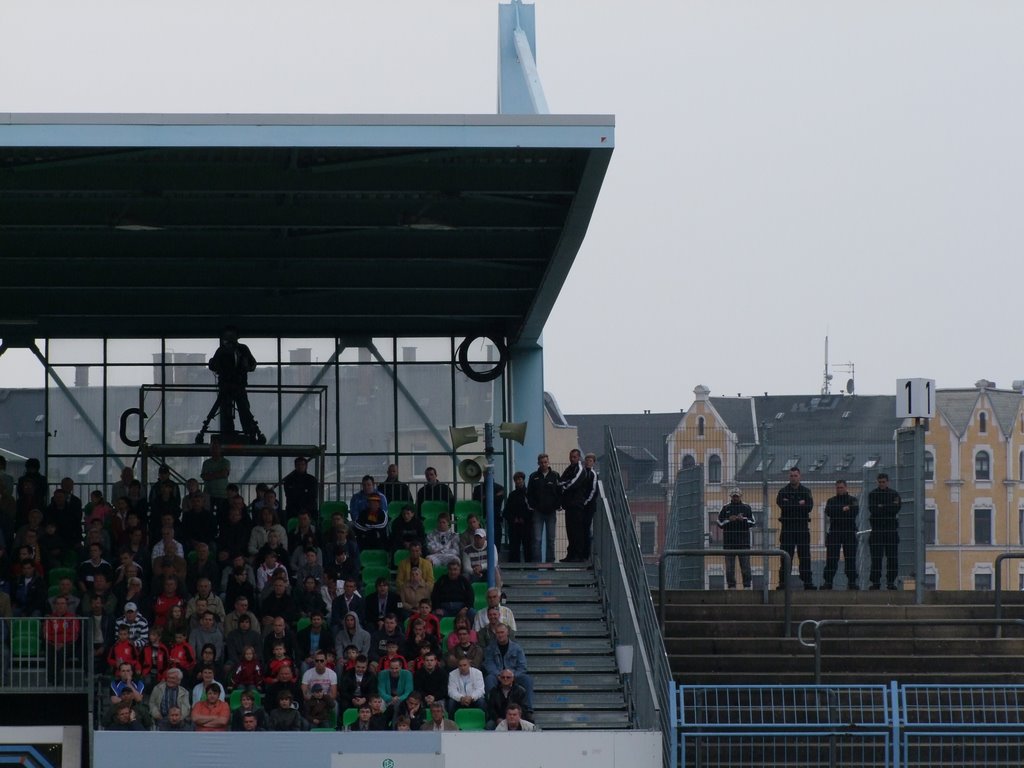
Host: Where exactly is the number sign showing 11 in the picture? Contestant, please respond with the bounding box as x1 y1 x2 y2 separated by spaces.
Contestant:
896 379 936 419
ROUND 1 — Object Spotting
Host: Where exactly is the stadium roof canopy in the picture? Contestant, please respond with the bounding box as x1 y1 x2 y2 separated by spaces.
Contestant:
0 113 613 344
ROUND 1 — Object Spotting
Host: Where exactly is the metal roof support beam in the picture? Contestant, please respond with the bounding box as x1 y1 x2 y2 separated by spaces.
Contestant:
27 341 127 474
498 1 550 115
367 341 453 455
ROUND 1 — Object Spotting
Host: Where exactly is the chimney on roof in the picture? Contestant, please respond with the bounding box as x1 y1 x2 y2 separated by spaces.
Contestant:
1012 380 1024 393
975 379 996 390
694 385 710 402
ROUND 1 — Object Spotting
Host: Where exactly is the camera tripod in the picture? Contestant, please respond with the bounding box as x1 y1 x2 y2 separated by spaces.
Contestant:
195 383 266 445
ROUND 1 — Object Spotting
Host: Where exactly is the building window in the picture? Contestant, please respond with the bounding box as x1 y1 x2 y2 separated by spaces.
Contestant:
979 412 987 433
1018 508 1024 546
697 417 705 437
924 570 938 591
682 454 696 470
975 451 991 481
924 451 934 481
1019 450 1024 481
639 521 656 555
708 573 725 591
708 454 722 484
974 508 993 545
923 507 937 546
975 572 993 591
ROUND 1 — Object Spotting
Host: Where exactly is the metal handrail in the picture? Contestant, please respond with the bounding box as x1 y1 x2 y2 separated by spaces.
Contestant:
798 618 1024 684
659 549 794 637
994 552 1024 638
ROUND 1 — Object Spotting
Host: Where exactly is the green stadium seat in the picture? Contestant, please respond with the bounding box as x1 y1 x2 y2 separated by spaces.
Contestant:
360 566 391 589
342 707 359 729
420 500 449 520
454 707 486 731
320 501 348 525
392 549 410 568
389 500 411 518
360 550 390 570
47 567 76 587
472 581 489 610
454 499 483 520
295 617 311 635
229 688 263 711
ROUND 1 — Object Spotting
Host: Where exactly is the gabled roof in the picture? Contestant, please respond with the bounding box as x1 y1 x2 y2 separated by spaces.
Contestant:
565 412 683 464
936 388 1023 437
707 397 757 443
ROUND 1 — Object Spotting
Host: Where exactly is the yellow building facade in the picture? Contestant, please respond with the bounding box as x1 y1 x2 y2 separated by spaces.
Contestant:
925 385 1024 590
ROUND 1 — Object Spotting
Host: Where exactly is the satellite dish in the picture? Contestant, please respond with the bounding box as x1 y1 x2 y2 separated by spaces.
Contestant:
846 378 855 395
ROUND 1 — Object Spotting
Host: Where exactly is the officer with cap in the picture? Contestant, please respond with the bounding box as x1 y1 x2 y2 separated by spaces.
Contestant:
717 487 755 589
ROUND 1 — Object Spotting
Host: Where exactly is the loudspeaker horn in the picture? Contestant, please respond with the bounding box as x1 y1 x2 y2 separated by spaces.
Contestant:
449 425 480 450
458 456 486 483
498 421 528 445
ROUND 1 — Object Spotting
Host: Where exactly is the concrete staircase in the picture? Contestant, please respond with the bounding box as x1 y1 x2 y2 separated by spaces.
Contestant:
662 589 1024 685
502 563 630 730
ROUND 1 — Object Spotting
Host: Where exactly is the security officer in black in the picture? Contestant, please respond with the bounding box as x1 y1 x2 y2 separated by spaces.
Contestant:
776 467 815 589
717 488 755 589
867 473 902 590
822 480 859 590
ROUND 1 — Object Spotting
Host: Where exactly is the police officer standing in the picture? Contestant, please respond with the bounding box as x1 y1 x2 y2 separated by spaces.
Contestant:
776 468 815 589
867 473 902 590
717 488 755 589
822 480 859 590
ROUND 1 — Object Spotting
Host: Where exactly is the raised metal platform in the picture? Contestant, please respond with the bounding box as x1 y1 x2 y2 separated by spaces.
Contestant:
142 442 323 458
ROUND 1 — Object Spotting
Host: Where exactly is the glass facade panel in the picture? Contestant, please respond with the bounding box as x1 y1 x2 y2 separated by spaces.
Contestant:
107 338 161 364
338 361 396 453
47 338 103 363
0 336 509 508
395 337 452 362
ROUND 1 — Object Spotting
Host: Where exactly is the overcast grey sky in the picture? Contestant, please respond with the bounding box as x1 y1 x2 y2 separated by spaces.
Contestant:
2 1 1022 414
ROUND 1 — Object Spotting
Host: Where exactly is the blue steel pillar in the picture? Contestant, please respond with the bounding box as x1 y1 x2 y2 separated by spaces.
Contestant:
509 340 544 473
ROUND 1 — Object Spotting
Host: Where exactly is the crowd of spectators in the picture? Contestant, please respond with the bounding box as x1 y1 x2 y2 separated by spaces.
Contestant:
0 454 544 733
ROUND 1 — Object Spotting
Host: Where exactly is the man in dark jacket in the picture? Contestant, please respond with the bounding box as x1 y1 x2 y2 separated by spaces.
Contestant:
503 472 533 563
485 668 532 729
281 457 318 520
867 473 902 590
717 488 755 589
526 454 560 563
822 480 859 590
558 449 589 562
776 468 815 589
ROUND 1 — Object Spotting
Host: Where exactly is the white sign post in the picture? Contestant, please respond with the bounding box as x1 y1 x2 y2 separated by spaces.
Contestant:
896 378 935 419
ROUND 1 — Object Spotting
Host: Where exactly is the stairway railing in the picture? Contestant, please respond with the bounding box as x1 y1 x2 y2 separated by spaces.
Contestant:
596 426 672 766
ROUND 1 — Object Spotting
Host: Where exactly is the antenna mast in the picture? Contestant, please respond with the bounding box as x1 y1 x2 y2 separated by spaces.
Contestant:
821 336 833 395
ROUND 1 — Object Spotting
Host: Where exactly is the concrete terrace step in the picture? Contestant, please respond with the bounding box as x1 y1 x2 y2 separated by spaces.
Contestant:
670 653 1024 675
661 603 1011 622
520 637 613 655
503 569 597 587
534 710 632 730
504 586 601 602
529 655 618 673
666 637 1024 655
533 672 622 691
512 603 606 620
534 691 626 709
516 620 609 637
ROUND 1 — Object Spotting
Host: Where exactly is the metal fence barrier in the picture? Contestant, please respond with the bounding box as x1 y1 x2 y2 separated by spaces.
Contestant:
797 619 1024 685
672 682 1024 768
0 616 94 693
659 549 793 637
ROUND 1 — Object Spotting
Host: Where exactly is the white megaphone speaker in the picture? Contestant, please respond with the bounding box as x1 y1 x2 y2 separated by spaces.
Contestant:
458 456 486 483
449 426 480 450
498 421 528 445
